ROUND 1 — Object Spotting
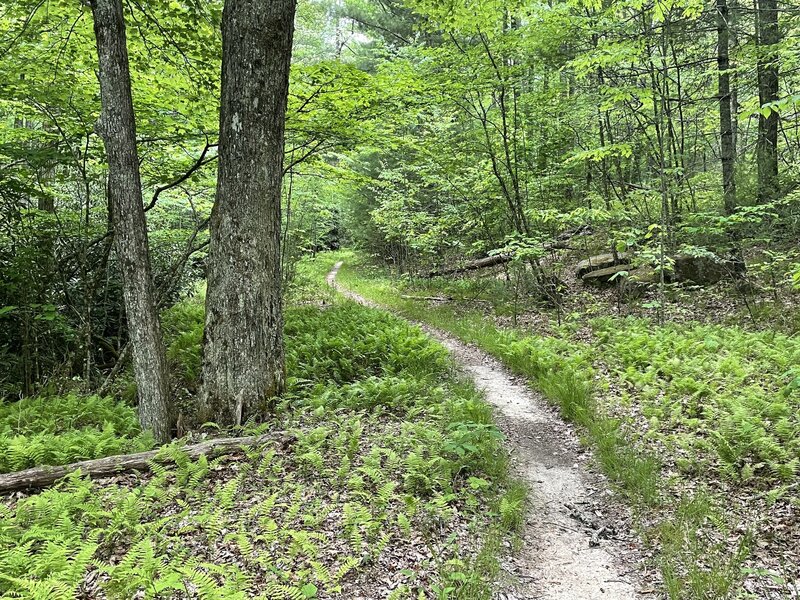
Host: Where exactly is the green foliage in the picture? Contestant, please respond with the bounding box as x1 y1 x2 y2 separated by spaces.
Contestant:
0 283 519 599
162 282 452 394
539 371 594 426
0 0 217 392
162 298 206 387
593 317 800 485
497 482 527 533
286 303 450 387
655 493 752 600
0 393 140 437
0 394 153 473
337 253 800 597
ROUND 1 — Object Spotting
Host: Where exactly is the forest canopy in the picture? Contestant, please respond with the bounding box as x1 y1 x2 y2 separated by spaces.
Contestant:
2 0 800 399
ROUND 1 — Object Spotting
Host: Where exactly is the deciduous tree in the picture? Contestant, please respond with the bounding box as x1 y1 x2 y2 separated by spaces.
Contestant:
199 0 297 426
90 0 171 442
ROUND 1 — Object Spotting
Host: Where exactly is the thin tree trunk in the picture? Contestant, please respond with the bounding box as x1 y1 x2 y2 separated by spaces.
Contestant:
717 0 737 214
90 0 171 443
730 0 740 161
199 0 297 426
756 0 779 202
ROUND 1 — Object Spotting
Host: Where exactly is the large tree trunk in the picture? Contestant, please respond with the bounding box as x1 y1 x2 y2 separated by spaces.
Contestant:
199 0 297 426
90 0 171 443
755 0 779 202
717 0 737 214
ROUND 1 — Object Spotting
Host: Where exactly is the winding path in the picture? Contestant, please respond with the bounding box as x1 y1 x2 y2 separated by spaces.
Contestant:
327 262 648 600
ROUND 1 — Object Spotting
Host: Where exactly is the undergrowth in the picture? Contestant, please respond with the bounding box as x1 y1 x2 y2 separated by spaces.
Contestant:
0 273 522 599
331 251 661 508
0 394 153 473
332 249 800 600
592 317 800 485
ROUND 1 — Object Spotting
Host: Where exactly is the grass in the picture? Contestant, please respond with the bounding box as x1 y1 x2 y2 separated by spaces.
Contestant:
0 260 523 600
328 249 800 600
655 493 752 600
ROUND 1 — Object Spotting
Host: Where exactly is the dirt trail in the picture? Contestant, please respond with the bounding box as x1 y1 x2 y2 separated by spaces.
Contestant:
327 262 648 600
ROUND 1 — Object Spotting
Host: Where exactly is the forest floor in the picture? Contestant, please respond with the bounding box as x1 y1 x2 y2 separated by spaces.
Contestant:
2 252 797 599
328 261 653 599
326 250 800 600
1 277 531 599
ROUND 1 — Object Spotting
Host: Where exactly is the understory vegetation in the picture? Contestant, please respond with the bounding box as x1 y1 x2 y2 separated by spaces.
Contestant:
0 278 522 600
3 0 800 597
0 394 153 474
330 249 800 600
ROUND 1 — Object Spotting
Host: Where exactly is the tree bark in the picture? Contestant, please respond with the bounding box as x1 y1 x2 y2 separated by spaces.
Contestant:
755 0 779 202
0 433 294 493
199 0 297 426
90 0 171 443
717 0 737 214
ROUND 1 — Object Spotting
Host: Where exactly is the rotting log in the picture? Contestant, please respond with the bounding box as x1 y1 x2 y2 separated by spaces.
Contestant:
426 225 593 279
400 295 493 305
400 295 454 302
426 254 512 278
0 432 295 493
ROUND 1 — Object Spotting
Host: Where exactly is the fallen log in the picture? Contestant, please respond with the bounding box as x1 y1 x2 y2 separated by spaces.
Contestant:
400 295 453 302
0 432 294 493
555 223 593 241
426 225 594 279
401 295 494 306
426 254 512 278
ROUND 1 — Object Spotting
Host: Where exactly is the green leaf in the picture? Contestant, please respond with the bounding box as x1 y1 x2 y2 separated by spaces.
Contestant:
0 306 17 318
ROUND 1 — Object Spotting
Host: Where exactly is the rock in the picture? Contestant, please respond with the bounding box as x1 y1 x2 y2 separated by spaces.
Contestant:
673 254 742 285
629 266 660 283
581 264 633 286
576 252 629 278
621 266 660 298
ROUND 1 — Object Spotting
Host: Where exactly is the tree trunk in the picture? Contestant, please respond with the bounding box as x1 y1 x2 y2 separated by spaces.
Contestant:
199 0 297 426
730 0 740 163
755 0 779 202
717 0 737 214
90 0 171 443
